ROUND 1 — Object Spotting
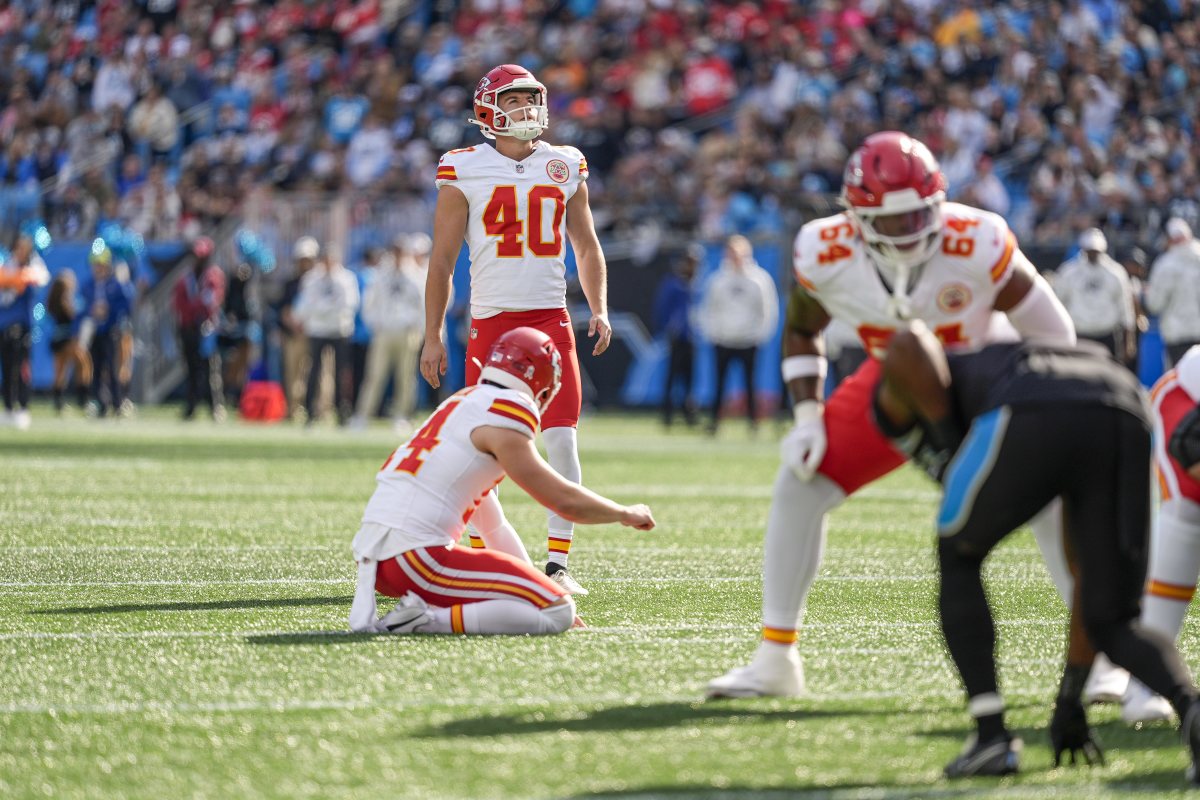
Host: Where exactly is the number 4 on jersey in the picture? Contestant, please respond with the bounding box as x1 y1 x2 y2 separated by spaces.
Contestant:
384 400 461 475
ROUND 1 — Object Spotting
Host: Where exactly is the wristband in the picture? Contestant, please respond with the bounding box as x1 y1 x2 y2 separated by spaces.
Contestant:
782 355 827 383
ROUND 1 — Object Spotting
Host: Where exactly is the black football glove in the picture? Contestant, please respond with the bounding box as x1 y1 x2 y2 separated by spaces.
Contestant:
1050 697 1105 767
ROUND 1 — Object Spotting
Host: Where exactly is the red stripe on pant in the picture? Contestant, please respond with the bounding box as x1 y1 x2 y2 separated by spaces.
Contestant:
375 545 567 609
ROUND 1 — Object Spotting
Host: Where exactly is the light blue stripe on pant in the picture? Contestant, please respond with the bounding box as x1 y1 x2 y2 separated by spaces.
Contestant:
938 406 1012 536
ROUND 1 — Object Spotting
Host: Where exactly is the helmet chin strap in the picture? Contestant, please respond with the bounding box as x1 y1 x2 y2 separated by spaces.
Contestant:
888 261 914 321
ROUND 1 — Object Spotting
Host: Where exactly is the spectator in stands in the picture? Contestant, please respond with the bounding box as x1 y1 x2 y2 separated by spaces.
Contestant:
1053 228 1138 366
84 243 136 419
1145 218 1200 368
350 234 426 434
123 162 181 240
127 79 179 163
653 244 700 429
47 267 92 415
0 231 49 429
293 246 359 427
698 235 779 435
278 236 318 421
172 237 226 422
345 113 393 188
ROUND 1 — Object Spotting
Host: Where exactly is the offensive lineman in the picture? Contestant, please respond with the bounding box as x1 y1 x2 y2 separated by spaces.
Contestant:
350 327 653 635
1123 345 1200 722
874 325 1200 781
421 64 610 596
706 132 1133 700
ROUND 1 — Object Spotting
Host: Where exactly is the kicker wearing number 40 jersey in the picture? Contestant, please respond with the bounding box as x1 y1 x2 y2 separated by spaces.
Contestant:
349 327 653 636
705 132 1121 701
422 64 613 596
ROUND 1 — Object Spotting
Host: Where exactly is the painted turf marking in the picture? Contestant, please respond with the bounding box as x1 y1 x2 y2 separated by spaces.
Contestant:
0 620 1064 640
0 685 1069 716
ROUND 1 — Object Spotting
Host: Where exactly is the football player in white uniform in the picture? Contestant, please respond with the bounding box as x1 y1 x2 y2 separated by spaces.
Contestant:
1123 345 1200 722
706 132 1126 705
421 64 611 596
350 327 653 635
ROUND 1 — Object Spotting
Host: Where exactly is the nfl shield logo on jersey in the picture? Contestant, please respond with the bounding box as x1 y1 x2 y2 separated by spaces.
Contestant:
546 159 570 184
937 283 972 313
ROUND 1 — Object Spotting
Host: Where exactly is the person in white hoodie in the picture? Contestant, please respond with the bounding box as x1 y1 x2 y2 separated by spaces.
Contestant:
351 234 433 433
1145 218 1200 368
294 249 360 426
698 235 779 434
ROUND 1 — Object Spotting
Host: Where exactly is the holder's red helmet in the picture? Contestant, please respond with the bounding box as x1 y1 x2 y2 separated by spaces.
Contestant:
841 132 947 277
479 327 562 414
470 64 548 141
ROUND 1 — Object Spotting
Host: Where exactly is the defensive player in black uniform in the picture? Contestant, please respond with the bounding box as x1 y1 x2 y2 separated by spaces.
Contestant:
873 322 1200 782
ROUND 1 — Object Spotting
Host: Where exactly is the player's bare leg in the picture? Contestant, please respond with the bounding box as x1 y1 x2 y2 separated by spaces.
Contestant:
707 467 844 698
542 425 588 595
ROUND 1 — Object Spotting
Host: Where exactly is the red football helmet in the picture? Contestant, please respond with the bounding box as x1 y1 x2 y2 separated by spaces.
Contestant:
841 132 947 279
479 327 562 414
469 64 549 141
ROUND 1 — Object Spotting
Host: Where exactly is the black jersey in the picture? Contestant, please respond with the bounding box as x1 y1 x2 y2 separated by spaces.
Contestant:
946 342 1149 428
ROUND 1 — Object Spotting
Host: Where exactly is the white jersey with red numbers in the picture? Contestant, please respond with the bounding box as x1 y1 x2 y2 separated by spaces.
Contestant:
793 202 1024 358
1151 345 1200 505
435 141 588 318
354 384 541 559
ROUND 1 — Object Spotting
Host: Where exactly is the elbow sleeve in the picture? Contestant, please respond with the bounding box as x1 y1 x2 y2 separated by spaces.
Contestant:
1005 274 1077 346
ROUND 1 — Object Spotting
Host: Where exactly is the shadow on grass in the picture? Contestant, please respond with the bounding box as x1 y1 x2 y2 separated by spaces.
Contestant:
33 595 352 615
566 773 1188 798
245 630 393 645
916 715 1182 755
416 700 892 738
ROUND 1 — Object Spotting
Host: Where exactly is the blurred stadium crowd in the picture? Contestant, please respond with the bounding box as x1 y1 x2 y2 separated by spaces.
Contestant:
1 0 1199 425
1 0 1197 249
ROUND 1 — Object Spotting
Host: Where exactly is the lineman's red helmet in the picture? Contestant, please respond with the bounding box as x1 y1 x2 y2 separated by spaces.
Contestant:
479 327 562 414
841 132 947 277
470 64 548 141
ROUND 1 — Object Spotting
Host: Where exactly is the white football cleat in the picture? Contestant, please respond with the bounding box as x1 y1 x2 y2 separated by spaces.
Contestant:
1122 678 1174 724
377 592 433 634
1084 653 1130 705
707 648 805 698
11 410 30 430
548 567 589 596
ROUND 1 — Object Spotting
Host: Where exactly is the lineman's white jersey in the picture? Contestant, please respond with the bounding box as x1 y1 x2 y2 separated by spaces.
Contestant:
435 141 588 318
354 384 540 561
793 202 1026 358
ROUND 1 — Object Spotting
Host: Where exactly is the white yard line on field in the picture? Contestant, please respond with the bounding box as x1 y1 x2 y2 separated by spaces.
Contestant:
0 620 1062 640
0 685 1064 717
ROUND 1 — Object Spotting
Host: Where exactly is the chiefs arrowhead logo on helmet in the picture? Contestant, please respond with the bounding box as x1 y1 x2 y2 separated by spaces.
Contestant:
470 65 549 142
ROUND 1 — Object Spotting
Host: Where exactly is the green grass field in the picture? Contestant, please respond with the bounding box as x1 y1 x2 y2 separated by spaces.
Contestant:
2 409 1197 799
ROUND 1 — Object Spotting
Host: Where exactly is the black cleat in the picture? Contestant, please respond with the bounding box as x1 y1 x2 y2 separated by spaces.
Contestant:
1183 701 1200 784
944 733 1021 778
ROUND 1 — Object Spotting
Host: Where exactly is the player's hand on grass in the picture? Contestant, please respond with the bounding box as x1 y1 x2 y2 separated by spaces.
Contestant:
620 504 655 530
420 338 448 388
589 313 612 356
781 400 826 481
1050 697 1104 767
